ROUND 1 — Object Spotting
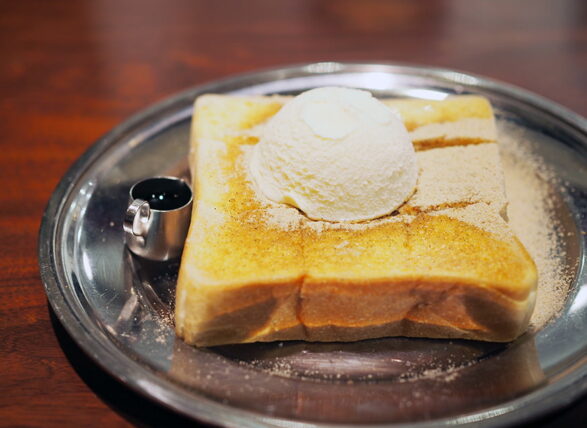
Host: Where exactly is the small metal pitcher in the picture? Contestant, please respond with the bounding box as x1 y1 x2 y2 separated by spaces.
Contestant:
123 176 193 261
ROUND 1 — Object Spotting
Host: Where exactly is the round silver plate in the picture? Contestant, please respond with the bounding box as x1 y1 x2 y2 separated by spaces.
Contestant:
39 63 587 427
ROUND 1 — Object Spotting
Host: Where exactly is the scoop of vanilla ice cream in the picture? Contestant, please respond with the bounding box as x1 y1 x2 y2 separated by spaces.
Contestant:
250 87 418 222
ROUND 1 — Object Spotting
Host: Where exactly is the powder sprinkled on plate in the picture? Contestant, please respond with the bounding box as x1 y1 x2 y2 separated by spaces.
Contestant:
500 123 574 330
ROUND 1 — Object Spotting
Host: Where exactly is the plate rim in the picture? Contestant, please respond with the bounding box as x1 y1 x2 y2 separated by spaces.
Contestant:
39 61 587 427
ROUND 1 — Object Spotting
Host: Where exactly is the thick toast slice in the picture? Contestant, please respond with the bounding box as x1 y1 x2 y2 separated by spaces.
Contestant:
175 94 537 346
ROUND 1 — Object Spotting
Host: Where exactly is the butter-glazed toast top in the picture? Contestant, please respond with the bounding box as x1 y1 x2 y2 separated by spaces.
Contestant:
180 95 536 302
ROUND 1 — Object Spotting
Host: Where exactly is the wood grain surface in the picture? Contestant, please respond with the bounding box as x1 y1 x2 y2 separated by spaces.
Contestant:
0 0 585 426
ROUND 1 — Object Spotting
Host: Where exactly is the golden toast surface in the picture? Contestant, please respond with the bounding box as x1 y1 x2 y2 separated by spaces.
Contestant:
176 94 537 346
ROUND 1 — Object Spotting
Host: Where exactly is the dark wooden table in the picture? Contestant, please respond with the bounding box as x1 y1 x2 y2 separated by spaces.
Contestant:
1 0 586 426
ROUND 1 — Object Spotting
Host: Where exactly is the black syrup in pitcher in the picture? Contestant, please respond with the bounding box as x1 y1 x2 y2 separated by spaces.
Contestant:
131 177 192 211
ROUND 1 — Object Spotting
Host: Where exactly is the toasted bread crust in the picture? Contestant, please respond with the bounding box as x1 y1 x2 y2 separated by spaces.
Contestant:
175 94 537 346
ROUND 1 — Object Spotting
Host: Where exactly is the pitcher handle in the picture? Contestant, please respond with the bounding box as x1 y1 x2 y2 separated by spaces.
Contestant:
123 199 151 237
